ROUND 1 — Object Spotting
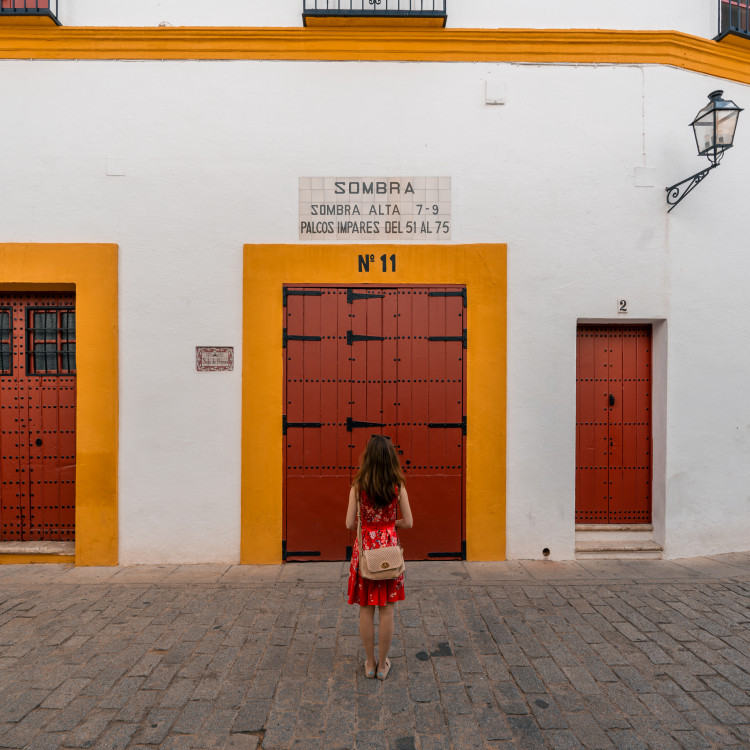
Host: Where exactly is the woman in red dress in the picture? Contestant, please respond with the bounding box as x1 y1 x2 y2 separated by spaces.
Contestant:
346 436 413 681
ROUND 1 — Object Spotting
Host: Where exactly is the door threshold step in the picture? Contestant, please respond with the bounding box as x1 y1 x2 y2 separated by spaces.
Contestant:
575 524 653 532
575 540 663 560
0 542 75 555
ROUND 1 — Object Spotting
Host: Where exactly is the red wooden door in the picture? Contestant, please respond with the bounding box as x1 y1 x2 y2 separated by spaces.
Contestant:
0 293 76 541
576 325 651 524
284 286 465 561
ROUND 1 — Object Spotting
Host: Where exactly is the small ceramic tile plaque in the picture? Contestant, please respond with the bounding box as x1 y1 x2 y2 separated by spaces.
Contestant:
299 177 451 241
196 347 234 372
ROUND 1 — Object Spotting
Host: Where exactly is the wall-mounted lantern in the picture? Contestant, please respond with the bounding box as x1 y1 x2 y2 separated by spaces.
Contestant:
666 90 742 212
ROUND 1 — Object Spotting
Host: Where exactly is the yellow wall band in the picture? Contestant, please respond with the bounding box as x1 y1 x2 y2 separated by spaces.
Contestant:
0 244 118 566
0 555 75 564
0 28 749 85
242 244 507 564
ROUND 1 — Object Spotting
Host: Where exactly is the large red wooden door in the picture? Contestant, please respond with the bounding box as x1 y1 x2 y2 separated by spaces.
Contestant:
0 293 76 541
284 286 465 561
576 325 651 523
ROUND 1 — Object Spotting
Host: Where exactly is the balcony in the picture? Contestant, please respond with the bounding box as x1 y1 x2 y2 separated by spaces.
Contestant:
718 0 750 38
303 0 447 27
0 0 60 25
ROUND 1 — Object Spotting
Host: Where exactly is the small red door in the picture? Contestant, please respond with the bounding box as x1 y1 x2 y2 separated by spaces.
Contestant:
576 325 651 523
283 286 465 561
0 293 76 541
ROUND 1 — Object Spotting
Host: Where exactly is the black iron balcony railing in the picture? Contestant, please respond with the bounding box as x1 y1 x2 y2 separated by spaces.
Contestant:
0 0 60 24
718 0 749 38
303 0 446 25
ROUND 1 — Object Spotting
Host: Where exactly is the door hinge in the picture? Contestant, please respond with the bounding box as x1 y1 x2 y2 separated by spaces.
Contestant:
283 329 322 348
347 288 385 304
347 330 385 345
428 330 467 349
283 289 323 307
283 415 323 434
347 417 385 431
428 416 466 435
428 289 467 308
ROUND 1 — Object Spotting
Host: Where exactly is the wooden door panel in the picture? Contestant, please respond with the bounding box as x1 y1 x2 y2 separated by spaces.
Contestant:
576 325 651 524
0 293 76 541
284 285 466 561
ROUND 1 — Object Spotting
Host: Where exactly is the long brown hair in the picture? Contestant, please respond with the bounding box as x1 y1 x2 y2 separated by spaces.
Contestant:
352 436 405 509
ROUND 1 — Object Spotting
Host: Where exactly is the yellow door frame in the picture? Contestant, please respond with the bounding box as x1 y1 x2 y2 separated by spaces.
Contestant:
242 243 506 564
0 244 118 565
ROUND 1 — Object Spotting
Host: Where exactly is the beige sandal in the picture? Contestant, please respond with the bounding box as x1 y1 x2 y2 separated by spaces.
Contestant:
377 658 391 681
364 661 376 679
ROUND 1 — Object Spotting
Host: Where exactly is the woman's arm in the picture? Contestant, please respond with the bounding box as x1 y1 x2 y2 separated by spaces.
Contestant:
395 485 413 529
345 485 358 530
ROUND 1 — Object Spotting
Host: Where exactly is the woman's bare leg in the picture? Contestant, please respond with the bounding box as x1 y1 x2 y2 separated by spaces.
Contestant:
359 605 376 671
377 603 395 671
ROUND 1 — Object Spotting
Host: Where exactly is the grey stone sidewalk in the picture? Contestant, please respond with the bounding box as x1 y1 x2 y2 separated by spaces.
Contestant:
0 553 749 750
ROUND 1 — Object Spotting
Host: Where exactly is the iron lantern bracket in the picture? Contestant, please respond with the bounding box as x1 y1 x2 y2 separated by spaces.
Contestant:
665 163 718 212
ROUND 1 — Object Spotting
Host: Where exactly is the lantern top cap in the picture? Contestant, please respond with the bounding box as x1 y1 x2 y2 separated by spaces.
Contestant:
692 90 743 121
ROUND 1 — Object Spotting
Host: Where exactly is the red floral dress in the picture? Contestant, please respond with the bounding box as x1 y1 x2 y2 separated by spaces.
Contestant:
347 488 405 606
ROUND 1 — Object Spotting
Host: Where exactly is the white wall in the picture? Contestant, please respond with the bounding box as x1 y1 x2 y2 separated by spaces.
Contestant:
1 55 748 562
59 0 716 39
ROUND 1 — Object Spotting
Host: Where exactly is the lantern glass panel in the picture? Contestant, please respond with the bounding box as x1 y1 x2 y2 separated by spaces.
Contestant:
716 109 739 147
693 111 715 155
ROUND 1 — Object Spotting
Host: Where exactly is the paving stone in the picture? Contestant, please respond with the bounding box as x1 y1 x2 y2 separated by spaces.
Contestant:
565 712 615 749
691 690 750 724
23 732 69 750
226 735 261 750
413 702 446 734
507 715 547 749
606 729 650 750
63 709 117 748
415 734 450 750
562 666 603 696
528 694 568 730
261 709 296 749
0 709 57 749
0 689 49 723
133 708 179 745
545 729 585 749
41 678 92 709
232 700 271 733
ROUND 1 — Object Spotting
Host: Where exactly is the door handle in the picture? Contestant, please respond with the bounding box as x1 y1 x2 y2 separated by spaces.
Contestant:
609 394 615 406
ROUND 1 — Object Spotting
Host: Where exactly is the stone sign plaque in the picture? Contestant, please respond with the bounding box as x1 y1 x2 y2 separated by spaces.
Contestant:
196 347 234 372
299 177 451 242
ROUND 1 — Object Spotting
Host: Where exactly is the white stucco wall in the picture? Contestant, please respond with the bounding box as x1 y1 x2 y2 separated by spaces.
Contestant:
1 50 748 562
58 0 717 39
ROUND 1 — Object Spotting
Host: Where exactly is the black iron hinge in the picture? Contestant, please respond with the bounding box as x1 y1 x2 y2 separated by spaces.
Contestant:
429 289 467 308
428 415 466 435
347 288 385 304
347 417 385 431
428 329 467 349
347 330 385 345
283 328 322 348
283 289 323 307
283 415 323 435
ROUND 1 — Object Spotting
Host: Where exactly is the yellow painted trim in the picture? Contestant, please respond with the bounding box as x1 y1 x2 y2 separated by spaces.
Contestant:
0 555 74 564
242 244 506 564
0 28 749 85
303 17 445 29
0 244 118 566
0 15 58 27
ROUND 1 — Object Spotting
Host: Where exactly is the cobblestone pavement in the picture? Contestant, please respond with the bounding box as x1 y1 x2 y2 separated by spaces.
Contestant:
0 554 749 750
